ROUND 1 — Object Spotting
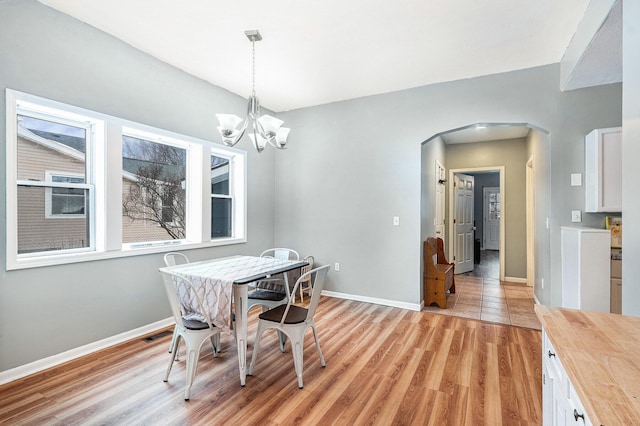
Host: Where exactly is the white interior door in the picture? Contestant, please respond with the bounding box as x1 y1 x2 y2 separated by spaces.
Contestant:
483 187 500 250
454 173 474 274
434 161 446 239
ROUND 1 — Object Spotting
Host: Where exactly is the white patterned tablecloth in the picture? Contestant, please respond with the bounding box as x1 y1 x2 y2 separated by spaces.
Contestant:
170 256 299 333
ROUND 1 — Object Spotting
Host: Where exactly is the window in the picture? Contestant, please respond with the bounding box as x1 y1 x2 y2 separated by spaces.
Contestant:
211 155 232 238
122 133 187 244
45 172 86 218
13 108 95 255
6 89 247 270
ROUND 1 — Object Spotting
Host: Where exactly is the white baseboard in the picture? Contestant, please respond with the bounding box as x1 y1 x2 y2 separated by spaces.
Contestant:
0 317 174 386
504 276 527 284
534 293 541 305
322 290 422 312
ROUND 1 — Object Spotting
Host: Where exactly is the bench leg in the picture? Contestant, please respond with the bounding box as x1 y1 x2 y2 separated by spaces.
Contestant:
425 279 447 309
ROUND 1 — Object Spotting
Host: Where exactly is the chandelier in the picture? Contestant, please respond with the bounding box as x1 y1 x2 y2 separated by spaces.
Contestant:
216 30 290 153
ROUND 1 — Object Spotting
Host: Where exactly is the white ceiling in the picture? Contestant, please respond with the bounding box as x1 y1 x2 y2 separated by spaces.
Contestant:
38 0 589 112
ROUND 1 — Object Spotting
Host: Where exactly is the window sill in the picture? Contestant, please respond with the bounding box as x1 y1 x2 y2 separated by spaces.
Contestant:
6 237 247 271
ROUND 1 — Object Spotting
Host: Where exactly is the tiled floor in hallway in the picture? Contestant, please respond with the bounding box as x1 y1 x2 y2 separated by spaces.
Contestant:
423 276 541 329
422 250 541 330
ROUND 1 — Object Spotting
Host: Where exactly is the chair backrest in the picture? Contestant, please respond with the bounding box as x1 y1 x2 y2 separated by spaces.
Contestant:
284 264 330 323
300 255 314 280
160 270 213 329
434 237 450 265
164 252 190 267
260 248 300 261
425 238 438 266
425 237 450 266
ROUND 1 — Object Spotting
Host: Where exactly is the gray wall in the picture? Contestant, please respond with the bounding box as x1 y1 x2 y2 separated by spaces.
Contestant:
622 1 640 316
421 136 446 243
419 135 447 298
468 172 500 250
277 65 622 309
0 1 277 371
526 129 552 302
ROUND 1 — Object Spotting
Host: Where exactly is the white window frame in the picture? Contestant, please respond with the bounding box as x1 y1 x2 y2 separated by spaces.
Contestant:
5 89 247 270
210 146 246 242
121 126 193 249
209 151 234 240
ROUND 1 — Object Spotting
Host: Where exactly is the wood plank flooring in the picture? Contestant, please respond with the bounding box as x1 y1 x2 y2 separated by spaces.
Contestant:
0 297 542 425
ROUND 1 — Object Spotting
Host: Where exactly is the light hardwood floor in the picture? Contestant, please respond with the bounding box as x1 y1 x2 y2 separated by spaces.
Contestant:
0 297 542 425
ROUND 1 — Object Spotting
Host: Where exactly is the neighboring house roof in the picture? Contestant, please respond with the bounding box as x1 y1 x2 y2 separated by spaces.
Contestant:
18 124 189 183
18 123 84 162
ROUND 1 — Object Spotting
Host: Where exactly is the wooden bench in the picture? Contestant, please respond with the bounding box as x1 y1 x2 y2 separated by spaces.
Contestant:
424 237 456 308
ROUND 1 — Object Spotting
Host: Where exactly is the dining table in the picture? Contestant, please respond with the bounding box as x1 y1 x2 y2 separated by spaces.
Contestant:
158 255 308 386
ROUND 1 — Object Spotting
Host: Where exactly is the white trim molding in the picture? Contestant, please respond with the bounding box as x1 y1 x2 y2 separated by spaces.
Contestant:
0 318 174 386
322 290 422 312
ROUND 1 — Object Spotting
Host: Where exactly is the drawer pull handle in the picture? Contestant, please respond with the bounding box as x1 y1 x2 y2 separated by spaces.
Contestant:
574 409 585 422
548 350 556 358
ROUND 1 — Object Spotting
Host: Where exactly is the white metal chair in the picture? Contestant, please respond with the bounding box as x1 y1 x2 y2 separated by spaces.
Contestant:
247 248 300 313
163 252 190 357
160 270 222 400
248 264 330 388
295 255 314 303
164 252 189 267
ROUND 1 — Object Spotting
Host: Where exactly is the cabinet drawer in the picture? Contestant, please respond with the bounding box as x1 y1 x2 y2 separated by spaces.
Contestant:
543 331 567 395
569 382 592 425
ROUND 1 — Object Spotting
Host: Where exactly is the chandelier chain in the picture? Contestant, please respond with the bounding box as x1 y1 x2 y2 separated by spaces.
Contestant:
251 39 256 98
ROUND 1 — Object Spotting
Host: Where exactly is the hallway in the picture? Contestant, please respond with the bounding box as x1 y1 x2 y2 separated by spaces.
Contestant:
423 250 541 329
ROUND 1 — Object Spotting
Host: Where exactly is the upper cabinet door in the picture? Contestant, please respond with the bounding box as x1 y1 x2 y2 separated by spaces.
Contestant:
585 127 622 212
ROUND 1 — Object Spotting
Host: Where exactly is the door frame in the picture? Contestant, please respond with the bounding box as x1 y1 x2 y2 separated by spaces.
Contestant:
434 160 446 239
526 155 535 287
448 166 505 281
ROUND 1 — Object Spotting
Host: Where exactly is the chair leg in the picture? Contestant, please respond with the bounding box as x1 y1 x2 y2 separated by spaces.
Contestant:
164 335 181 382
168 327 180 360
210 333 221 357
290 330 305 389
311 324 326 367
184 345 200 400
278 331 287 352
248 322 265 376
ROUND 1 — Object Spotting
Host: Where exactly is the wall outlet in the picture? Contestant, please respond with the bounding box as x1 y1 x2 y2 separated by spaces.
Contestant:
571 173 582 186
334 262 340 272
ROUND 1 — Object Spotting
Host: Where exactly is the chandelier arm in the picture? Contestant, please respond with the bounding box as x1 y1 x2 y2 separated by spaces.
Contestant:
250 120 266 153
233 118 250 146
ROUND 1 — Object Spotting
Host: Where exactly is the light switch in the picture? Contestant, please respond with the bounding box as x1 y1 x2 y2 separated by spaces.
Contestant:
571 210 582 223
393 216 400 226
571 173 582 186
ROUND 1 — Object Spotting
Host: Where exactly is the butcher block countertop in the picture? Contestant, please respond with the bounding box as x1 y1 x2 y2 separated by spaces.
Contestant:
535 305 640 425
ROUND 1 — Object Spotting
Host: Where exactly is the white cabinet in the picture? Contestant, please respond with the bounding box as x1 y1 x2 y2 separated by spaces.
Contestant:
542 331 592 425
561 227 610 312
585 127 622 212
